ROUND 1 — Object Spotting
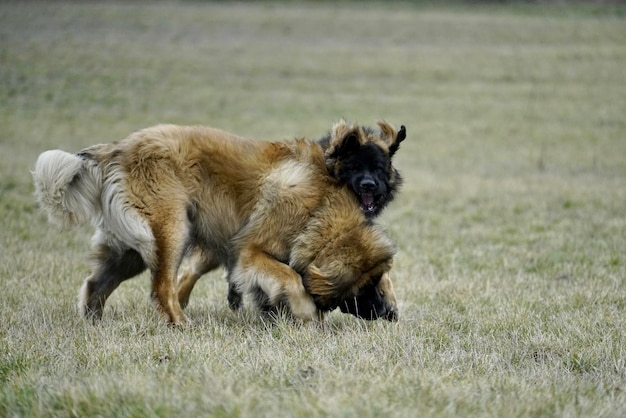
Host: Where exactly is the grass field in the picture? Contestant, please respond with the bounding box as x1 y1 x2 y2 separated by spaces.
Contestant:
1 1 626 416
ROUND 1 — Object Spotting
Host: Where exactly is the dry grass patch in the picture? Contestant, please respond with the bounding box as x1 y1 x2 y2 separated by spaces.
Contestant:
1 2 625 417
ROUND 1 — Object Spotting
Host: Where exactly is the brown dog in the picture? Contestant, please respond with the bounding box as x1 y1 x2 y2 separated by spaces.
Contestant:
33 123 398 324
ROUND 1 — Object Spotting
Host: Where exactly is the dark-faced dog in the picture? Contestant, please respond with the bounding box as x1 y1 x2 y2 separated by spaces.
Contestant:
318 120 406 320
319 120 405 218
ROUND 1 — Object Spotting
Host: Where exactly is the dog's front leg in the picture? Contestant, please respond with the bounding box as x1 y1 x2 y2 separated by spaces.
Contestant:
232 247 319 322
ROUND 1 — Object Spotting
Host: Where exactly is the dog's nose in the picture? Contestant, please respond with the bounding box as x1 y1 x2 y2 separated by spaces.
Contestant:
384 308 399 322
360 177 376 191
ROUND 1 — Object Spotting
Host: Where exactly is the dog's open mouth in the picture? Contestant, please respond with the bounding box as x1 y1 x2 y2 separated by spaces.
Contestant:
359 192 377 214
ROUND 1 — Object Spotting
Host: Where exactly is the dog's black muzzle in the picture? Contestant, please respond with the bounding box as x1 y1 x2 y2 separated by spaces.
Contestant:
354 174 384 217
339 283 398 321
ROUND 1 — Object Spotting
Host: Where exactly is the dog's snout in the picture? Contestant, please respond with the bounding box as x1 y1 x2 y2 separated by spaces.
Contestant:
384 307 399 322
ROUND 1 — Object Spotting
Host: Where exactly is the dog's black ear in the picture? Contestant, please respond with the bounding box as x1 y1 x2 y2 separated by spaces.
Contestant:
330 131 360 159
389 125 406 157
326 120 362 159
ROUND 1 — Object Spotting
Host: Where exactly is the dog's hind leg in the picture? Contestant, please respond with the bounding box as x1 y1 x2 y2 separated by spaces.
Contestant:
79 235 146 321
149 214 190 325
177 246 221 309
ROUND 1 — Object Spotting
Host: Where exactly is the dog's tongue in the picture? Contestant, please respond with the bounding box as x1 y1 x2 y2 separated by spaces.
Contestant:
360 193 375 212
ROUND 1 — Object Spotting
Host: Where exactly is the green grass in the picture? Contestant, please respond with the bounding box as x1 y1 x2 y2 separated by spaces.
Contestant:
1 2 625 416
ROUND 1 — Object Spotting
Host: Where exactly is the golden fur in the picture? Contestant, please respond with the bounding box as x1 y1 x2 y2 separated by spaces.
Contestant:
33 123 398 324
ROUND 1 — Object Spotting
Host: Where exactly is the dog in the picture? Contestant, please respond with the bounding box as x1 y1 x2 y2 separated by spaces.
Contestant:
320 121 405 319
33 123 400 325
176 120 406 320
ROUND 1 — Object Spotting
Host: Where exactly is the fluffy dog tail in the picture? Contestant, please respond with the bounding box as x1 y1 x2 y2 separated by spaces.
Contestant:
33 150 102 227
